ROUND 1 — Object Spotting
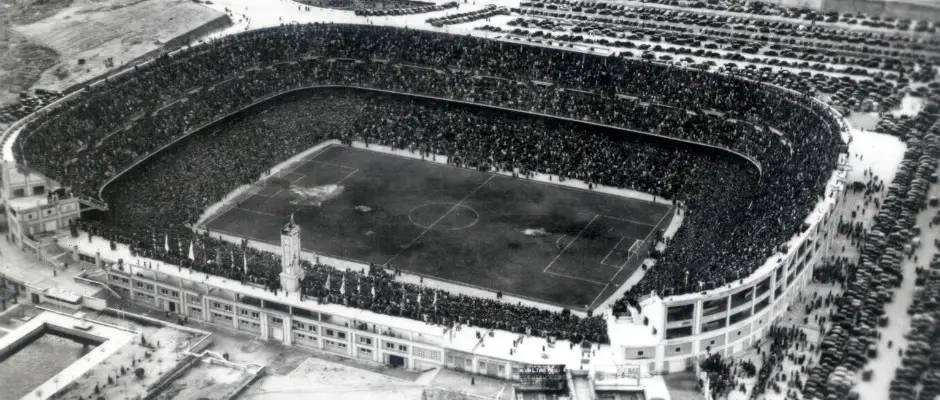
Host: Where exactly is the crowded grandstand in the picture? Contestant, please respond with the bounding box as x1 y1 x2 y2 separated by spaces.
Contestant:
1 1 938 399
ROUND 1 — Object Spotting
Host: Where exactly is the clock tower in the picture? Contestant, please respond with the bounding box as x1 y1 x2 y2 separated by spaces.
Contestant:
279 214 303 294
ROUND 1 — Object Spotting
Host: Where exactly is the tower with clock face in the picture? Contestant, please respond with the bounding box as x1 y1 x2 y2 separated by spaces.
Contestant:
279 214 303 294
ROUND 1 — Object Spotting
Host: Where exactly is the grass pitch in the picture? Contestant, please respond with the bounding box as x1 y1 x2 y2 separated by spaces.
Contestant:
205 145 671 310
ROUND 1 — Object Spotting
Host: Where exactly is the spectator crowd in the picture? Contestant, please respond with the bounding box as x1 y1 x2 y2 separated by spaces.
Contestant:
16 24 845 344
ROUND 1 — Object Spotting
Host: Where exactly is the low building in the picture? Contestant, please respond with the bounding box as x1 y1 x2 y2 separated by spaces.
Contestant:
1 162 81 251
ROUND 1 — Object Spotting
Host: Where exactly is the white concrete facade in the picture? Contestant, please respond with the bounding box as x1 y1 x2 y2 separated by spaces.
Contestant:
612 161 848 374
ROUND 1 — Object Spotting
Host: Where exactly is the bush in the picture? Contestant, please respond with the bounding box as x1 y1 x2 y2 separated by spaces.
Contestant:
134 368 145 379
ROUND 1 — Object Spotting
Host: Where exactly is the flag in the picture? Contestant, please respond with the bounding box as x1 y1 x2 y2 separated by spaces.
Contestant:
243 252 248 275
433 290 438 312
164 234 169 253
371 283 376 298
325 274 331 291
187 241 195 261
339 276 346 296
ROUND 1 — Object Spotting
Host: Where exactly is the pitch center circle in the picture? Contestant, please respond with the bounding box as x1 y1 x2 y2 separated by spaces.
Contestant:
408 202 480 231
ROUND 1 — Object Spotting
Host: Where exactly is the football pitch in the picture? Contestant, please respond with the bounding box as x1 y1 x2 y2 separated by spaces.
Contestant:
204 145 673 310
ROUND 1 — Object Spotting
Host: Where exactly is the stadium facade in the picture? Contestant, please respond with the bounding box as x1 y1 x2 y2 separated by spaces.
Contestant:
612 157 847 372
79 154 845 378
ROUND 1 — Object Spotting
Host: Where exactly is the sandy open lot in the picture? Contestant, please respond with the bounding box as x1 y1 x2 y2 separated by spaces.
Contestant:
1 0 227 108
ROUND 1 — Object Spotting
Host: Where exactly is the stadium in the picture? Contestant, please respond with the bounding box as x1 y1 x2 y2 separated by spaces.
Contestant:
0 6 938 400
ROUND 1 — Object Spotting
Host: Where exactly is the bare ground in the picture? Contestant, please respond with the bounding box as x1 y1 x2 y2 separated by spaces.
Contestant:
0 28 59 106
1 0 225 107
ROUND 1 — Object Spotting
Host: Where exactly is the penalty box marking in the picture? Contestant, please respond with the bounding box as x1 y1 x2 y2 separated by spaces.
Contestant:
543 213 654 284
254 159 359 199
599 236 641 269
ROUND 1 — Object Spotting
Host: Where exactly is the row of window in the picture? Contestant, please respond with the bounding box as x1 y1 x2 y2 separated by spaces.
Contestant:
384 341 408 353
158 287 180 298
240 308 261 319
9 185 45 198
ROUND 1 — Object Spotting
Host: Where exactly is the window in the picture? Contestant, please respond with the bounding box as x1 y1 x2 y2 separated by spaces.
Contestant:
293 307 318 320
665 326 692 339
13 188 25 197
637 351 644 357
212 312 233 321
413 347 441 361
358 336 373 345
755 278 771 297
702 298 727 316
271 317 284 325
729 309 751 324
32 186 45 195
666 304 694 322
730 288 753 308
754 297 770 313
701 318 726 332
398 344 408 352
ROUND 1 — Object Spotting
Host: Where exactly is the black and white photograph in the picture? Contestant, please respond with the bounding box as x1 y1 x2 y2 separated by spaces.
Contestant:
0 0 938 399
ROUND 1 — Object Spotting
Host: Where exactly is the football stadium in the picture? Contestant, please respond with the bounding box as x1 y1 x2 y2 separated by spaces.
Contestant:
1 2 939 399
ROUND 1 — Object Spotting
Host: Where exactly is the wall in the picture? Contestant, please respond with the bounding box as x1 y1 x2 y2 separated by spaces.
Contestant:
621 169 845 373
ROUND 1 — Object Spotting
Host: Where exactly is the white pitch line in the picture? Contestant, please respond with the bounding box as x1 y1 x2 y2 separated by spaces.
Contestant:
542 214 600 273
599 235 627 266
307 159 359 171
234 207 279 218
609 208 674 282
600 214 658 227
335 168 359 185
544 270 606 286
385 174 497 266
618 240 642 269
587 281 612 310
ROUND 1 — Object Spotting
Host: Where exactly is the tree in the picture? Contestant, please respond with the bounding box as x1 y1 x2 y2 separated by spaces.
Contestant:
134 368 145 379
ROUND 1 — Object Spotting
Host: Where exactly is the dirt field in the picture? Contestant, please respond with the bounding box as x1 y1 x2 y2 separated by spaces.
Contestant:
0 27 59 106
1 0 227 107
